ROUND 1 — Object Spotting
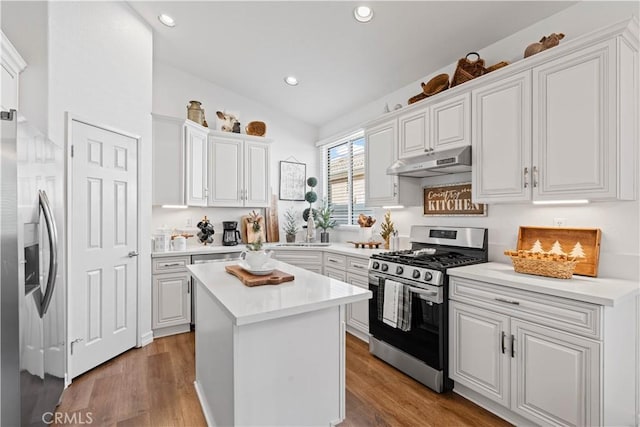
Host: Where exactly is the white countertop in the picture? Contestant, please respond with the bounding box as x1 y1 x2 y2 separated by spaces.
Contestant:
188 260 372 326
448 262 639 307
153 242 387 259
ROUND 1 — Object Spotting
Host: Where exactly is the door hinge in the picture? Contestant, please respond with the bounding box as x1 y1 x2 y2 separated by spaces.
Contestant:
71 145 74 157
1 110 15 121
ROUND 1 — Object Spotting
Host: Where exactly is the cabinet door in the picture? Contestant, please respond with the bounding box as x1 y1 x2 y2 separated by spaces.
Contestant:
398 108 428 158
244 141 270 207
152 274 191 329
185 125 209 206
472 71 532 203
345 272 369 339
533 40 617 200
324 266 346 281
510 319 600 427
209 137 243 207
430 92 471 150
449 302 510 407
365 120 398 207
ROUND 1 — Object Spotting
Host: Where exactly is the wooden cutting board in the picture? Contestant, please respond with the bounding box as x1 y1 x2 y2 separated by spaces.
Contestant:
241 215 266 244
516 226 601 277
265 194 280 243
225 265 294 287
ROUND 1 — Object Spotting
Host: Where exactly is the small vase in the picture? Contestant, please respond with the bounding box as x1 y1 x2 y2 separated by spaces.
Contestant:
359 227 373 242
384 237 390 250
187 100 204 125
320 232 329 243
286 234 296 243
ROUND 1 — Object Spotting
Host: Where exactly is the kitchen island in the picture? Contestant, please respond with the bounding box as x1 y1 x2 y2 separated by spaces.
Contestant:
188 260 371 427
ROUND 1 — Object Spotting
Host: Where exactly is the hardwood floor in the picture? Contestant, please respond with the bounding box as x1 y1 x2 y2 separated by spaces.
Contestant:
54 332 510 426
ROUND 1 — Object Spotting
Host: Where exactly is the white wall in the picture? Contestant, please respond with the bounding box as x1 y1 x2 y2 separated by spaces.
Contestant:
1 1 48 133
151 61 318 243
47 2 153 349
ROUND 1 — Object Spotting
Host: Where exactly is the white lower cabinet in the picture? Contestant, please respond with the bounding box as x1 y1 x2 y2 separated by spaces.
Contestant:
152 256 192 337
322 254 370 342
447 275 638 427
273 250 323 273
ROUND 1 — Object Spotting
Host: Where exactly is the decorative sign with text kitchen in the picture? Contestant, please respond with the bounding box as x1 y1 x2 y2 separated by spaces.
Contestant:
423 183 487 216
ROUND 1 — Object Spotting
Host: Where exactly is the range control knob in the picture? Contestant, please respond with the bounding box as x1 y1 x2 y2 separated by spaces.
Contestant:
381 264 389 272
396 266 404 275
372 261 380 270
412 269 421 279
424 271 433 281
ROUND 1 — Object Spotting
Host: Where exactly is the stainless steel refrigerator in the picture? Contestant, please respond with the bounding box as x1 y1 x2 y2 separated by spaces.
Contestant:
1 110 66 425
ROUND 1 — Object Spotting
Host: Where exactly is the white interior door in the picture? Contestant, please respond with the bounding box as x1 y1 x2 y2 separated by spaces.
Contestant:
69 119 138 378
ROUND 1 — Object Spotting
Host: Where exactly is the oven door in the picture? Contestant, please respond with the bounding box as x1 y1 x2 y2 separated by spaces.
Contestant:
368 274 445 370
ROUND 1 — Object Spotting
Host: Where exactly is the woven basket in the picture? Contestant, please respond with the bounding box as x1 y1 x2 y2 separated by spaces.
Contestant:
408 92 428 105
451 52 486 87
504 250 581 279
245 121 266 136
421 73 450 96
485 61 509 73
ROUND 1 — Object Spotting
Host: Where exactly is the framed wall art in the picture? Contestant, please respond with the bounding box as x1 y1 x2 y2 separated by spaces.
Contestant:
423 182 487 216
279 161 306 201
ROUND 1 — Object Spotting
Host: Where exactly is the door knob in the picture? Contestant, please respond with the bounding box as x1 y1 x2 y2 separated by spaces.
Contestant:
128 251 139 258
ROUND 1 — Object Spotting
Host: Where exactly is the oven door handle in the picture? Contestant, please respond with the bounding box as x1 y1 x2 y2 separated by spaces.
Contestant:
407 286 438 298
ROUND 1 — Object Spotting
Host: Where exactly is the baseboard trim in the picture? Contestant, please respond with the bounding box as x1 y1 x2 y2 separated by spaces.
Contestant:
152 324 190 339
194 380 215 427
139 331 154 347
346 327 369 343
453 383 531 426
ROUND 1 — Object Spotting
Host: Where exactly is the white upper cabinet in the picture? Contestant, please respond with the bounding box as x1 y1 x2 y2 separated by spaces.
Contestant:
398 93 471 159
472 71 532 203
365 118 421 207
532 39 626 200
152 114 271 207
472 21 638 204
185 122 209 206
209 136 270 208
398 107 429 159
430 92 471 151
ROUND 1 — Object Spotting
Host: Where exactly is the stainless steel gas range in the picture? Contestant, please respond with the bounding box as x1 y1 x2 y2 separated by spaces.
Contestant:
367 225 488 393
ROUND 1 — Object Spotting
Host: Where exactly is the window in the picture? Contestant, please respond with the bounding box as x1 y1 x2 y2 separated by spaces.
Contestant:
325 132 371 225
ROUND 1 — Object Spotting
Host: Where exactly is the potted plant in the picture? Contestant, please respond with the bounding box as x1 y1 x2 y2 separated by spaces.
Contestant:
242 211 273 269
316 200 337 243
303 177 318 242
379 210 395 249
283 207 299 243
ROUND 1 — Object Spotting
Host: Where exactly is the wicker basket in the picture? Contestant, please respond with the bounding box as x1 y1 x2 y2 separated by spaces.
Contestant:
421 73 450 96
408 92 428 105
504 250 582 279
245 121 266 136
451 52 486 87
485 61 509 73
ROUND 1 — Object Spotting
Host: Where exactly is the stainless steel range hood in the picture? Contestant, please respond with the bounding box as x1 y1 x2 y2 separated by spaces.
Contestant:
386 146 471 177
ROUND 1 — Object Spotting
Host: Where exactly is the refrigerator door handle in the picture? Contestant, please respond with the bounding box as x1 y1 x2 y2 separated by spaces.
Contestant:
38 190 58 318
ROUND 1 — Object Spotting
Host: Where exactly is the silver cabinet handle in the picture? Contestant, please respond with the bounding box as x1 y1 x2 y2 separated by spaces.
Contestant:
532 166 538 188
162 262 181 267
352 264 365 269
393 182 398 197
511 334 516 358
495 297 520 305
328 258 339 263
38 190 58 318
128 251 140 258
524 167 529 188
501 331 506 354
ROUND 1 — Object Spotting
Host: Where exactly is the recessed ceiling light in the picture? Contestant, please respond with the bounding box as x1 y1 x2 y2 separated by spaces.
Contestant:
158 14 176 28
284 76 299 86
354 6 373 23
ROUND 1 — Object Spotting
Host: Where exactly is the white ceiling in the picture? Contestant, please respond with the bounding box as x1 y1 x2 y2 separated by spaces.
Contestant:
129 1 576 128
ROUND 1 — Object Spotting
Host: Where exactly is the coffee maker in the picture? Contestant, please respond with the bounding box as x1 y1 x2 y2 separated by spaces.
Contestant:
222 221 242 246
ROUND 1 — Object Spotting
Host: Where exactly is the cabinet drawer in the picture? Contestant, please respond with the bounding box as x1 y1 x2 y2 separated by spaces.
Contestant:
450 277 602 339
324 253 347 269
273 250 323 265
347 256 369 276
152 256 191 274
